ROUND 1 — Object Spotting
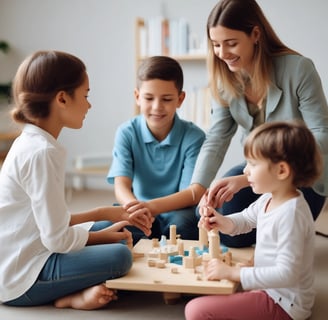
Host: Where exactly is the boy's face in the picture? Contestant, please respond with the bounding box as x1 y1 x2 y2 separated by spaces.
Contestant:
134 79 185 141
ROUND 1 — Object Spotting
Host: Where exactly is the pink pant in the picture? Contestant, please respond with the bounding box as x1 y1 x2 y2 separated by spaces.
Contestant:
184 290 292 320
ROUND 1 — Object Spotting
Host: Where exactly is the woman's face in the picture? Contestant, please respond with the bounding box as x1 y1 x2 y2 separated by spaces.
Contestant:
209 25 259 74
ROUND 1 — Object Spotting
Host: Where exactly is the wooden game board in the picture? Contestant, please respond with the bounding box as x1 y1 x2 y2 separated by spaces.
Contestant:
106 239 254 300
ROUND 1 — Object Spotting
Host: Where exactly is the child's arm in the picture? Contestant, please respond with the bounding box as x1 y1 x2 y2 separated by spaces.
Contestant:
114 176 136 205
124 183 206 217
70 205 152 236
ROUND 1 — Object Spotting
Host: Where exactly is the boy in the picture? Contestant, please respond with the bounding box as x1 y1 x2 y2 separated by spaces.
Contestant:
107 56 206 241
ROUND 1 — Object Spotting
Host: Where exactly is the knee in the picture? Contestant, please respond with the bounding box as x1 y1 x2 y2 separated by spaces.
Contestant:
111 243 133 274
185 298 207 320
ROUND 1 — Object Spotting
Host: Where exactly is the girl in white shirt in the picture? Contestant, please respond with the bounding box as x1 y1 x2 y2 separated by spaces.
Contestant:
0 51 152 310
185 121 322 320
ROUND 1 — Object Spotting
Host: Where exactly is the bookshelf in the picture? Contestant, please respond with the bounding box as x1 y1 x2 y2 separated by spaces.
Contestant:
134 17 211 131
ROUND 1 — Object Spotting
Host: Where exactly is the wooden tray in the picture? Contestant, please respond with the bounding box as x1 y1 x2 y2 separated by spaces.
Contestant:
106 239 254 299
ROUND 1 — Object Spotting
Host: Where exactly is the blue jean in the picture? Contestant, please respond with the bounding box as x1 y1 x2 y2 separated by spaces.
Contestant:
128 206 199 244
198 164 326 248
5 221 132 306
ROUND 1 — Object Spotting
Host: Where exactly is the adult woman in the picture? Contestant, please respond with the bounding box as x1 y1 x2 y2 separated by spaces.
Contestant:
191 0 328 247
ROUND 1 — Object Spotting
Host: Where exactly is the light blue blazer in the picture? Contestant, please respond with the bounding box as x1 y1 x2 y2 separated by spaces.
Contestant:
192 54 328 196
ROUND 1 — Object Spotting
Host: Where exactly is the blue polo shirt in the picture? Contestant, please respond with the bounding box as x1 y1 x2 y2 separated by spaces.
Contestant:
107 114 205 201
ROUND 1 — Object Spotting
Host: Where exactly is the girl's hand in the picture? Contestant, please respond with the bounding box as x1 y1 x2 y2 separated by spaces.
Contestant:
198 206 235 234
123 200 154 236
198 206 219 231
88 221 133 246
205 258 241 282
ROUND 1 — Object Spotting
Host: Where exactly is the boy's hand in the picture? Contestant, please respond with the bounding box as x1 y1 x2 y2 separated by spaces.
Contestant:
123 200 154 236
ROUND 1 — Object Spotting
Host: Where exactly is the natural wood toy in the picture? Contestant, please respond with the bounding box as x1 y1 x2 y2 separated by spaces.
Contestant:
106 224 254 304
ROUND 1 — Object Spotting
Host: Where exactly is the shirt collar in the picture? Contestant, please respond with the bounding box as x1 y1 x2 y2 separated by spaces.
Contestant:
23 123 63 149
140 113 182 146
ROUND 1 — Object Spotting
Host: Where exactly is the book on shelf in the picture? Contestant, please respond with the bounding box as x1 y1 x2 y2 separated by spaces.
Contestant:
178 86 211 131
138 16 206 58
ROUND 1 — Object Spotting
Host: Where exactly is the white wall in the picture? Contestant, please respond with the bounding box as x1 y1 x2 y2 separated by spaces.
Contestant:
0 0 327 188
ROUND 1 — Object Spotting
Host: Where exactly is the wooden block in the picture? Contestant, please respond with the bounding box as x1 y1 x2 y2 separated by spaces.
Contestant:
156 260 166 268
106 239 254 296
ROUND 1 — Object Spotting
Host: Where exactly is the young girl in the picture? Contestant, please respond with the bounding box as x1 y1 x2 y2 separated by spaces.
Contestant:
191 0 328 248
185 121 322 320
0 51 152 310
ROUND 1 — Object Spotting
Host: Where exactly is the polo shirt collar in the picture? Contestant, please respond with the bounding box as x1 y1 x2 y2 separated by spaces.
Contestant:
140 113 182 146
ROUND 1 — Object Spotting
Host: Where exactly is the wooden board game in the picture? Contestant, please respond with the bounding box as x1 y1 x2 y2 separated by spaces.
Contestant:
106 238 254 297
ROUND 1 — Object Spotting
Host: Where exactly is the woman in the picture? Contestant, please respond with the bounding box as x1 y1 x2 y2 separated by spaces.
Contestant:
191 0 328 247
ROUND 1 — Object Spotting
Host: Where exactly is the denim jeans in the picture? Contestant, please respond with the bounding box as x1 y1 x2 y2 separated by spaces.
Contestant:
5 221 132 306
198 163 326 248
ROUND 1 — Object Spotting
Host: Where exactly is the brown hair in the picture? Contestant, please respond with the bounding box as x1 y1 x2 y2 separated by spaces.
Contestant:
11 50 86 124
244 121 322 188
136 56 183 93
207 0 299 105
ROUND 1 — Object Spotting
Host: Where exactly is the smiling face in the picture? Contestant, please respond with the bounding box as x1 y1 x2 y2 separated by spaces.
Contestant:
209 25 259 74
135 79 185 141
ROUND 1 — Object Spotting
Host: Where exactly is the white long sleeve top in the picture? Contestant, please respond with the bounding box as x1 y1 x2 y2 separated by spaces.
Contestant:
0 124 88 302
228 192 316 320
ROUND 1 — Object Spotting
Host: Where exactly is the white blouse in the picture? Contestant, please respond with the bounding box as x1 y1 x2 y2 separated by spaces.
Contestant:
0 124 88 302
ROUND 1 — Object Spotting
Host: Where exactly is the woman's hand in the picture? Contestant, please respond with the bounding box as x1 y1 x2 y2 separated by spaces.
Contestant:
207 175 249 208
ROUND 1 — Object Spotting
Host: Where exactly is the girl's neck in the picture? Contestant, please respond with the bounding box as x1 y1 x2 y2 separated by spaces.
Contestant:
266 188 299 212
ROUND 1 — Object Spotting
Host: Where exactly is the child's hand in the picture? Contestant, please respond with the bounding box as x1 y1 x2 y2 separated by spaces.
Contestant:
94 221 133 246
199 206 220 231
123 200 154 236
205 258 241 282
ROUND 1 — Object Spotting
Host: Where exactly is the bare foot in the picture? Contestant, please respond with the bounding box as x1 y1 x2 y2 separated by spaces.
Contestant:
54 284 117 310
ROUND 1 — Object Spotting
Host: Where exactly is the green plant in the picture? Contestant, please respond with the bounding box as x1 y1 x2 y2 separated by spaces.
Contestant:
0 41 11 101
0 40 10 54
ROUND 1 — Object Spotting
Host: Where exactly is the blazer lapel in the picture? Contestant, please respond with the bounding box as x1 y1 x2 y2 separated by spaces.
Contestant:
266 84 282 119
230 97 253 131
